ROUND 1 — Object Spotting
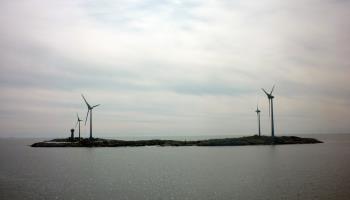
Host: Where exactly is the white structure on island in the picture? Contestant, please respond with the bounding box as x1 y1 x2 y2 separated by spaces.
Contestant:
262 85 276 138
255 104 261 136
81 94 100 140
75 113 83 140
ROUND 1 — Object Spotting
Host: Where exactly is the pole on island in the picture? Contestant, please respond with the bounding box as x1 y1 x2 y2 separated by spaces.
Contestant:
70 128 74 142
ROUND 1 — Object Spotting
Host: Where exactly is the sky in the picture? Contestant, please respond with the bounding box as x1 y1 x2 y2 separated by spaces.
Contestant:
1 0 350 138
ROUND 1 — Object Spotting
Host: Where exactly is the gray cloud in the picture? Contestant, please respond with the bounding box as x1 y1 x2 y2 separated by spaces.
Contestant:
0 0 350 137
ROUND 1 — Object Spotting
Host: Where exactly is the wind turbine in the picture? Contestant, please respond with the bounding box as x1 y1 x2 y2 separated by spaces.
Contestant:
81 94 100 140
255 104 261 137
75 113 83 140
262 85 275 138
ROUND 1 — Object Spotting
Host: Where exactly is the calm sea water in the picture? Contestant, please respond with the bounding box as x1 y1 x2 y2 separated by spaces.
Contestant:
0 134 349 200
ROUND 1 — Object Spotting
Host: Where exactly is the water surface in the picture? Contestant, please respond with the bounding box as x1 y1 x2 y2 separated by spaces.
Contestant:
0 134 349 200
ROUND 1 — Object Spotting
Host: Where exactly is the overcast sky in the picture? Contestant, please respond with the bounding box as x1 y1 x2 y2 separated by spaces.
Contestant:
1 0 349 138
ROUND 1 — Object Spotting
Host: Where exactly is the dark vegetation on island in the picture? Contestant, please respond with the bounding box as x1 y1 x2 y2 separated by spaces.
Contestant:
31 135 322 147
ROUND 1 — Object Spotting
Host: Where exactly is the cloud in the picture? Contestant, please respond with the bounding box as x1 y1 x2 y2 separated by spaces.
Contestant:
0 0 350 137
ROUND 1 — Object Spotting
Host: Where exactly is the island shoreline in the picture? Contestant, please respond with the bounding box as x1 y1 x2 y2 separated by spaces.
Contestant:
31 135 323 147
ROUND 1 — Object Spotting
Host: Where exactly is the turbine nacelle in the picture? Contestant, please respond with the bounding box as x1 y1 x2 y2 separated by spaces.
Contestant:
82 94 93 110
256 104 261 113
77 113 82 122
75 113 83 128
261 85 275 99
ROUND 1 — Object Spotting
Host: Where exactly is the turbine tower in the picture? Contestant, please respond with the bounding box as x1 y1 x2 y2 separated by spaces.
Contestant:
75 113 83 140
81 94 100 140
262 85 275 138
255 105 261 137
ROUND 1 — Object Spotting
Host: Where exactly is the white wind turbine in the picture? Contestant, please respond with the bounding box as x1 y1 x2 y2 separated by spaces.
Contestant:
262 85 276 138
75 113 83 140
81 94 100 140
255 104 261 137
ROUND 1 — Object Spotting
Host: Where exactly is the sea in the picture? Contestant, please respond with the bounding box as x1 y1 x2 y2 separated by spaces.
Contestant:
0 134 349 200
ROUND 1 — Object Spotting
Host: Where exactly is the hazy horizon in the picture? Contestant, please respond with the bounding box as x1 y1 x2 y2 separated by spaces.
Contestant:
1 0 350 138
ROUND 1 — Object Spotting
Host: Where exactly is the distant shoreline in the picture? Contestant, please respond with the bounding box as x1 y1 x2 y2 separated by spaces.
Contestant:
31 135 322 147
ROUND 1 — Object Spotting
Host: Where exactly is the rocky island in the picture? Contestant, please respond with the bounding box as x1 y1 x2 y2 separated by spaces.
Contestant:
31 135 322 147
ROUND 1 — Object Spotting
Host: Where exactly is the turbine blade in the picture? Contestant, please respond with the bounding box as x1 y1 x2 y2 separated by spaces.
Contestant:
270 85 275 95
77 113 80 120
92 104 100 108
75 120 78 128
85 110 90 125
81 94 91 108
261 88 269 96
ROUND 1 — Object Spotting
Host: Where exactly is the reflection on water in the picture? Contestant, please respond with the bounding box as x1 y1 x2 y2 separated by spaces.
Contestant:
0 134 349 200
